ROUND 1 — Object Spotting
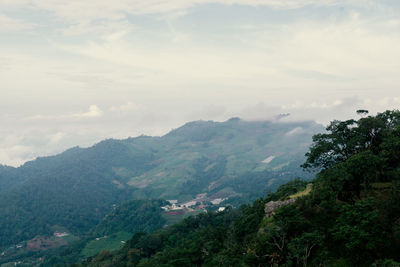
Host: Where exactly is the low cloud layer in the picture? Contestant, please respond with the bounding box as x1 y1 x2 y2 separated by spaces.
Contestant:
0 0 399 166
1 96 398 167
0 1 369 22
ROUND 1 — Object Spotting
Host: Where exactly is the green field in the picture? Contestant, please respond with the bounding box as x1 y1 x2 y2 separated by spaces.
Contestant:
289 184 312 199
162 210 204 226
81 232 132 258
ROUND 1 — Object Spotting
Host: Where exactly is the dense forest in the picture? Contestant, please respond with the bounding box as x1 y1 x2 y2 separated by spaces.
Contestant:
40 199 167 266
92 199 167 237
0 119 319 251
0 199 168 266
80 110 400 266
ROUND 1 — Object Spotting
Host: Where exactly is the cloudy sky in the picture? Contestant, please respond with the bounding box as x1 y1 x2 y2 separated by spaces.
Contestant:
1 0 399 166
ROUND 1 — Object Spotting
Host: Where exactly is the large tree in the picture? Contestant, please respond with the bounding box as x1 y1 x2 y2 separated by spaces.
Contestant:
302 110 400 170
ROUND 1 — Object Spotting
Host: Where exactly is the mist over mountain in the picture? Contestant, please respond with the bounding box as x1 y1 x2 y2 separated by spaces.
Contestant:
0 118 322 260
78 110 400 267
1 1 399 266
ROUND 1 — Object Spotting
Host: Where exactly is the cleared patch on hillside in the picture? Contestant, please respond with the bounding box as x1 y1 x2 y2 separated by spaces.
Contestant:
289 184 312 199
262 156 275 164
81 232 132 258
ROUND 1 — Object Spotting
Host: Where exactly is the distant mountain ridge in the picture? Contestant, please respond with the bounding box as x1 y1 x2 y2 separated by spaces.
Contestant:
80 110 400 267
0 118 323 249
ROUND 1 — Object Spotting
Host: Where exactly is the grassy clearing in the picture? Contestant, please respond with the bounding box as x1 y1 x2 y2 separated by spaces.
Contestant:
163 210 204 226
1 263 17 267
60 234 79 243
81 232 132 258
371 182 392 189
289 184 312 199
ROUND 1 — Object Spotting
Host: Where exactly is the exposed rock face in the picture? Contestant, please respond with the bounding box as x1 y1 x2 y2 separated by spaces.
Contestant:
265 198 296 217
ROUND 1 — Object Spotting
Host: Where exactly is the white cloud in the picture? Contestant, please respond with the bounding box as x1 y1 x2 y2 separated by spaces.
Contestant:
0 95 398 167
61 20 135 37
49 132 65 144
0 0 376 23
285 127 304 136
0 0 399 166
72 105 104 118
24 105 104 121
109 102 139 112
0 14 35 31
52 10 400 96
119 102 138 111
239 96 400 126
0 144 34 166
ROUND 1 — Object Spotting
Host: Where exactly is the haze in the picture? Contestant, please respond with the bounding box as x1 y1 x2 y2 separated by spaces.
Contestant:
1 0 399 166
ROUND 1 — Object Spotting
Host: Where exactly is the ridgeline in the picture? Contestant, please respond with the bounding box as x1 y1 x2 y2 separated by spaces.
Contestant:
80 110 400 266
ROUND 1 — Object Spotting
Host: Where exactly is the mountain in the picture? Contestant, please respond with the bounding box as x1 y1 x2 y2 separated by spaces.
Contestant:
92 199 167 237
0 118 322 251
41 199 168 266
80 110 400 267
0 164 21 193
125 119 322 201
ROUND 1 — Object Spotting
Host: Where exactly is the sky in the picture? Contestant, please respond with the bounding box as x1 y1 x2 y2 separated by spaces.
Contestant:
0 0 400 166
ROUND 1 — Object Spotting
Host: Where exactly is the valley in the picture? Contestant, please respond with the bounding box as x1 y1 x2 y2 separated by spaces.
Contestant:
0 118 322 266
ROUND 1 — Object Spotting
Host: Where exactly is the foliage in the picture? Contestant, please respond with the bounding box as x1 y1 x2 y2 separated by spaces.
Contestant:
79 110 400 266
93 199 167 236
81 232 133 258
265 178 309 202
0 119 320 251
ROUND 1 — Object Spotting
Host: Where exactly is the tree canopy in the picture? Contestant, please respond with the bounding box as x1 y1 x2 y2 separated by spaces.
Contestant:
78 110 400 266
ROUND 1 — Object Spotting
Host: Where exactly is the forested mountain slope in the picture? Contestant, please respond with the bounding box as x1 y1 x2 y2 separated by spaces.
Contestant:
37 199 168 266
0 164 18 193
0 118 321 250
82 110 400 267
92 199 167 237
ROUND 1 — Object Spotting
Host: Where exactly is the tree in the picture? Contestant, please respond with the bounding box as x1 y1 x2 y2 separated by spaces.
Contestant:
302 119 359 169
302 110 400 171
330 199 390 263
288 231 323 267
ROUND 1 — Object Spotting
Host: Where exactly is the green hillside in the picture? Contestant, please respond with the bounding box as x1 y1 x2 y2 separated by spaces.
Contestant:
125 119 321 201
0 165 19 193
0 118 321 255
92 199 167 236
0 199 167 266
81 110 400 267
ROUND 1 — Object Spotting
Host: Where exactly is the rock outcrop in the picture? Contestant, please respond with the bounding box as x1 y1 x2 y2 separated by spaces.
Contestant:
265 198 296 217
